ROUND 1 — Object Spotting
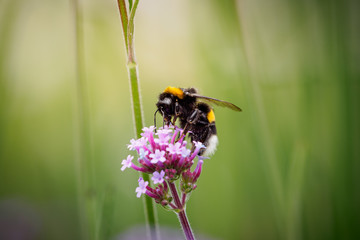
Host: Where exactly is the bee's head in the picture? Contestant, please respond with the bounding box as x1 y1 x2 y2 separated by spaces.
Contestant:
156 92 175 124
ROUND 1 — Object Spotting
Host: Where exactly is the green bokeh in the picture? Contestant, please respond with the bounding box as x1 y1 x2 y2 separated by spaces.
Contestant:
0 0 359 239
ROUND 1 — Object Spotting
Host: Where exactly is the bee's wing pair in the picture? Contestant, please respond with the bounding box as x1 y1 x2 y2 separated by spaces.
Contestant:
189 94 242 112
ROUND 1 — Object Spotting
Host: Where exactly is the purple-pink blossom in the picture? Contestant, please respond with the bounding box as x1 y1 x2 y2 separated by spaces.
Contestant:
156 128 173 136
149 149 166 164
141 126 155 138
193 141 205 149
181 148 191 158
139 148 149 160
127 137 148 151
152 170 165 184
136 177 148 198
155 133 170 146
121 155 134 171
166 142 183 155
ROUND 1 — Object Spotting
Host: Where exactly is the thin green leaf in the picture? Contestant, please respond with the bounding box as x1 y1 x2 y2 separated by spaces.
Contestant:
127 0 139 63
117 0 129 51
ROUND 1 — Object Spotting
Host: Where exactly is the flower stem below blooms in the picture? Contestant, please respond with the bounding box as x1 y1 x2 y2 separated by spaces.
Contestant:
168 182 195 240
178 211 195 240
116 0 159 239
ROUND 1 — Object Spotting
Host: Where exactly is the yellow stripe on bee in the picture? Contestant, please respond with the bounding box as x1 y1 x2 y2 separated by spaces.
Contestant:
164 86 184 99
207 109 215 123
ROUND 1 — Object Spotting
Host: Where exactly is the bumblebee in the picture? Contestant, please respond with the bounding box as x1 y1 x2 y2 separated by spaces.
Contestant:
155 86 241 156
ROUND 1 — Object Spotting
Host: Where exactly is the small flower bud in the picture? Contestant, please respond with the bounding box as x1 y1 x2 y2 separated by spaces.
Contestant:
145 182 173 207
165 168 178 181
180 160 204 194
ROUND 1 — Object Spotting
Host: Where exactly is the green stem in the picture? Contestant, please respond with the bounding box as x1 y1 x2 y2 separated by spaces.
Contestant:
116 1 159 239
127 65 144 137
168 182 195 240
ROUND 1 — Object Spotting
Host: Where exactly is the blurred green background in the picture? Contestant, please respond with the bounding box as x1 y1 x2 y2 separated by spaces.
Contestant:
1 0 359 239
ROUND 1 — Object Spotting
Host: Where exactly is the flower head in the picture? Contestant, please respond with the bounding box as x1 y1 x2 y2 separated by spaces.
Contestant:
124 126 206 176
122 125 208 204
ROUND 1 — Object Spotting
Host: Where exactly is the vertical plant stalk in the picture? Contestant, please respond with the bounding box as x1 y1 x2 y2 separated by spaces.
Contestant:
72 0 99 239
116 0 159 239
71 0 90 239
168 182 195 240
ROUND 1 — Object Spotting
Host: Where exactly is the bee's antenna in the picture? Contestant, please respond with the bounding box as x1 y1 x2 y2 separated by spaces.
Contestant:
154 109 159 132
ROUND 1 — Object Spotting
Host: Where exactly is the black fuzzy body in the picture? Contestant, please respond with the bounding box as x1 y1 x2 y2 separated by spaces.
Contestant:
180 102 217 155
156 87 217 155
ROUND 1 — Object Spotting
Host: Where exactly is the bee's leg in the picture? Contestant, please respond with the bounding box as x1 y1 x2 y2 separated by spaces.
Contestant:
182 122 190 134
171 116 178 126
182 122 192 137
164 117 172 127
177 109 200 142
190 142 196 153
175 122 189 143
197 120 209 125
172 100 182 126
187 109 201 124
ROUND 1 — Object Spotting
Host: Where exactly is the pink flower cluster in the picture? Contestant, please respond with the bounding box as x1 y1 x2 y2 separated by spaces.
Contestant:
121 126 205 205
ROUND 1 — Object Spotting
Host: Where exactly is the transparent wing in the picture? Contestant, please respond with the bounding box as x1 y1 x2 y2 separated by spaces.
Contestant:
190 94 242 112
